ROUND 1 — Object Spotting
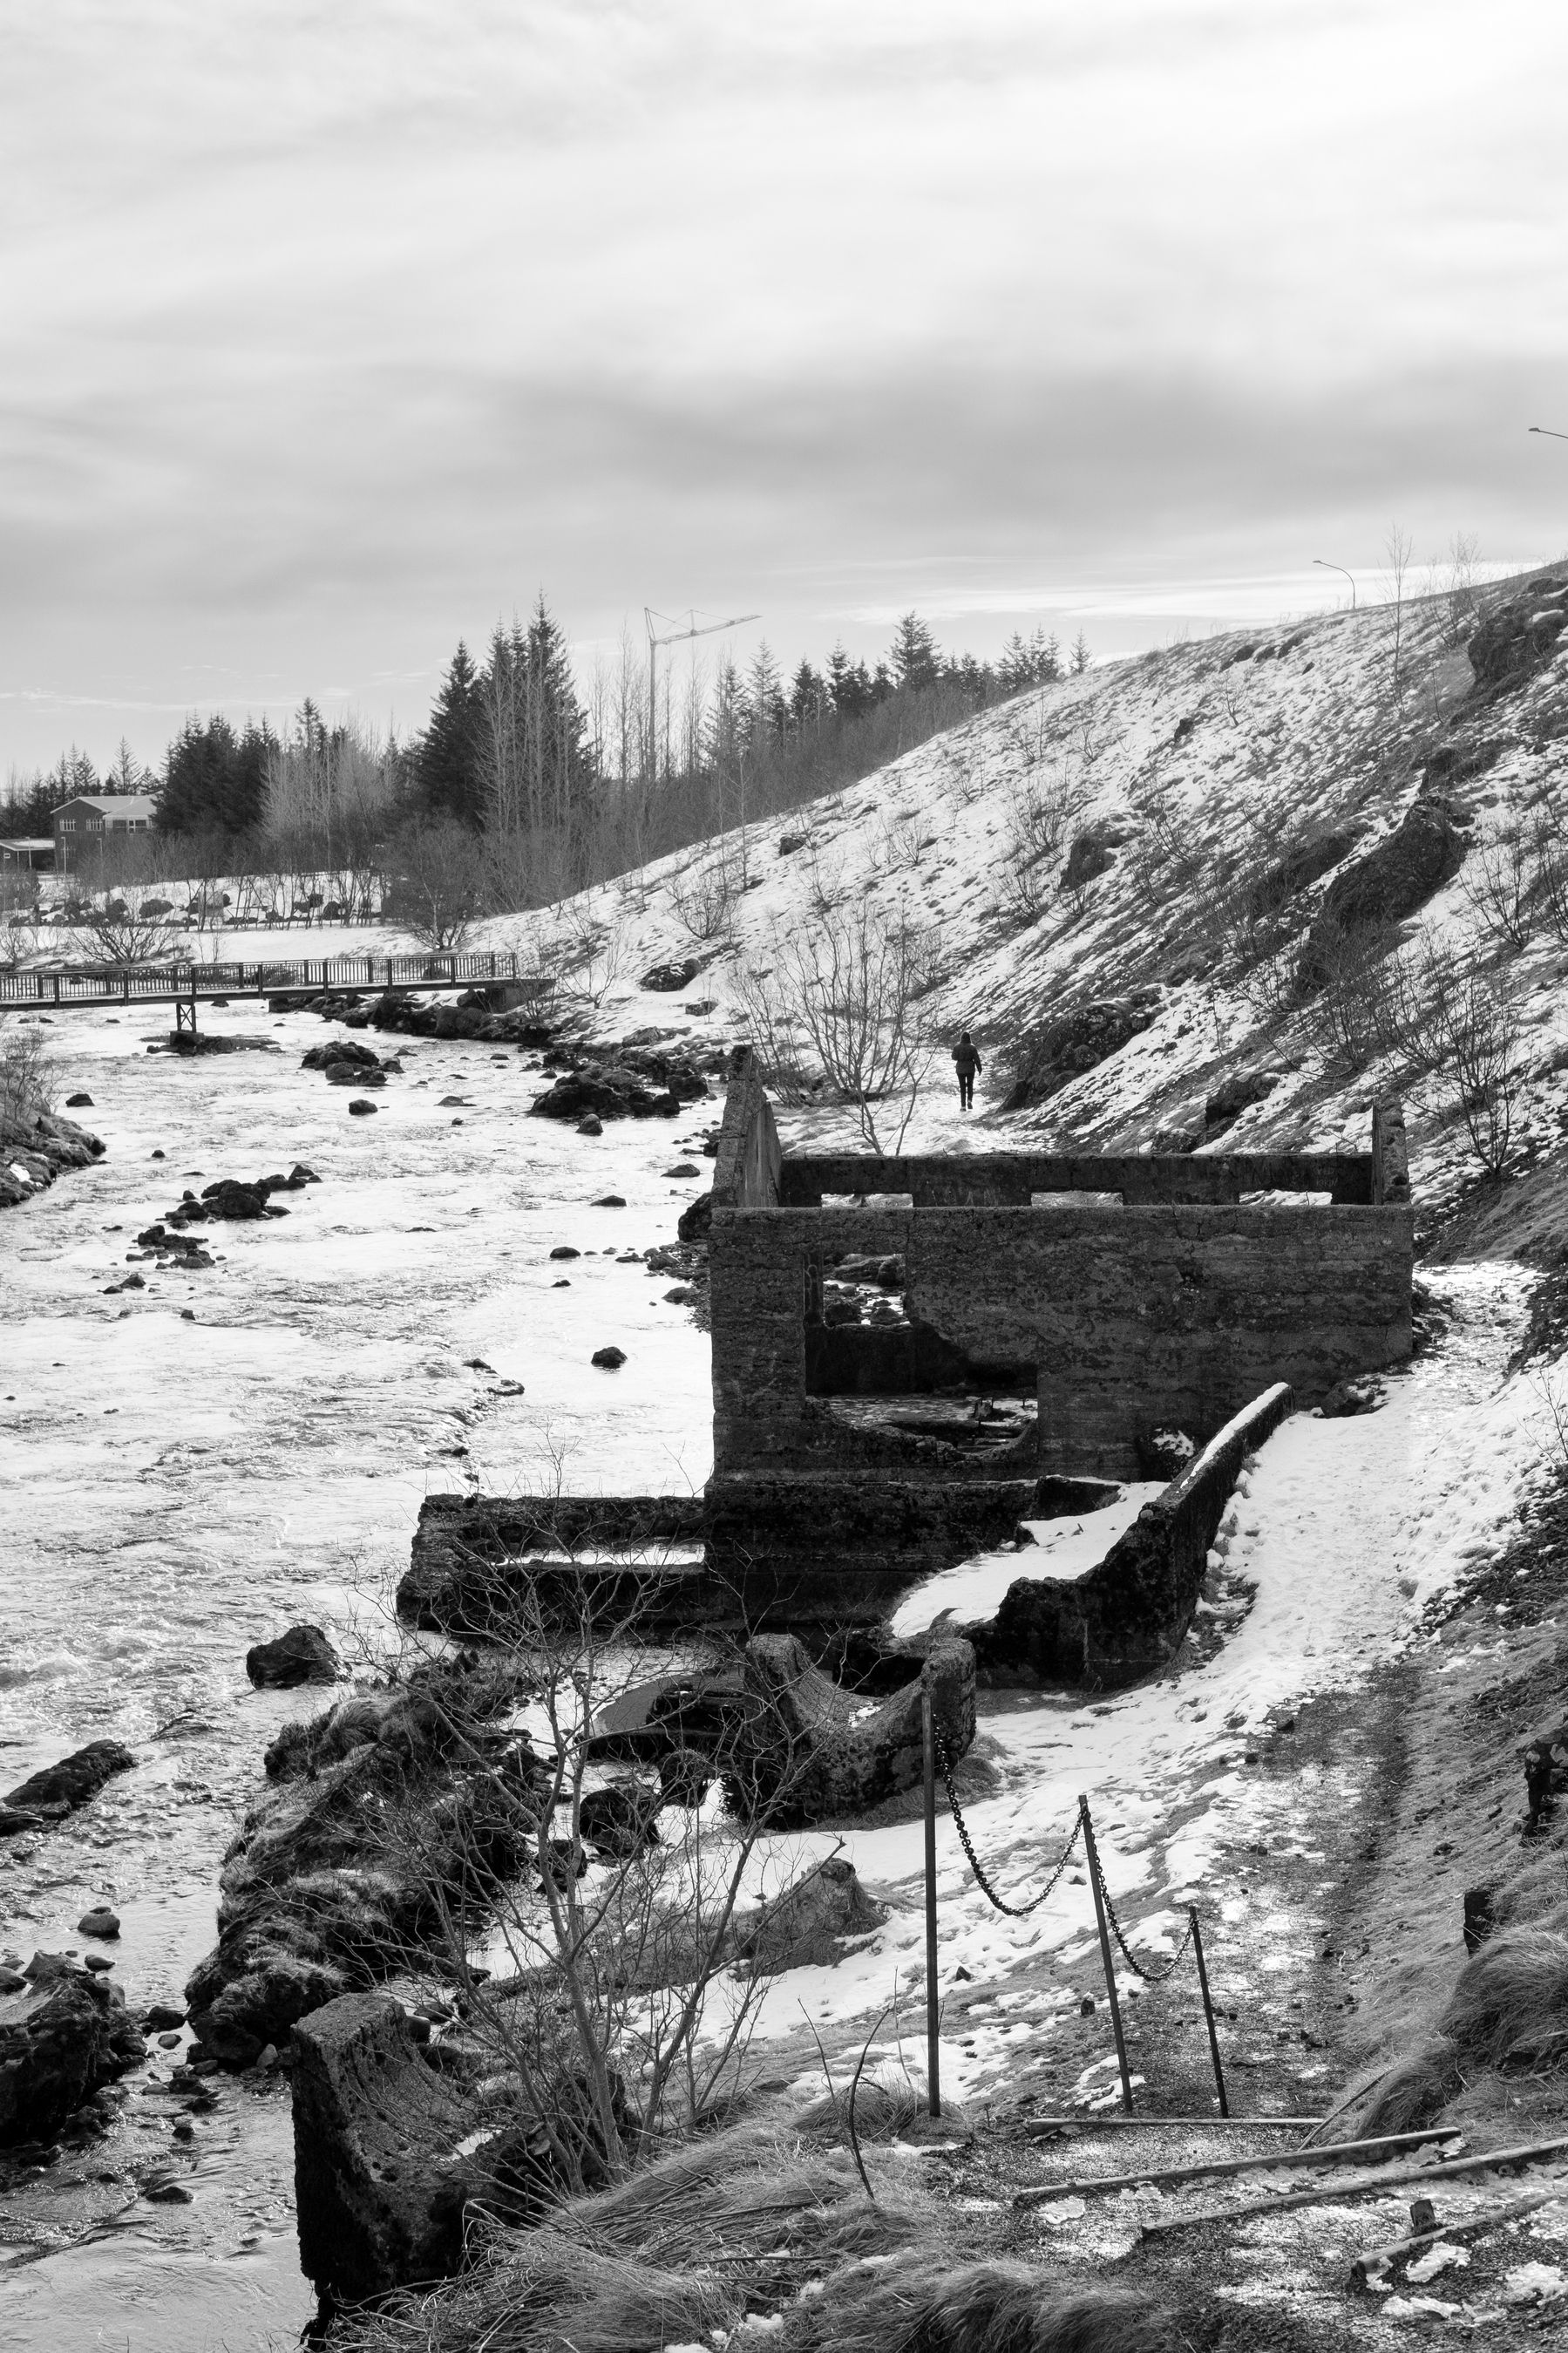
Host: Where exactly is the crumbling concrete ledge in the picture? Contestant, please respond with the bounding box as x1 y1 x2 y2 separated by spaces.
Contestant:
966 1382 1295 1690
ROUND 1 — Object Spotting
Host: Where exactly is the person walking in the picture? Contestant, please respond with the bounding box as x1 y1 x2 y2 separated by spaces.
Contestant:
952 1030 981 1111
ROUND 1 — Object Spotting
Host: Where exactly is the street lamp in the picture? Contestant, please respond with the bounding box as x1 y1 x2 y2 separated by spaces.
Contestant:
1313 557 1356 609
1530 426 1568 442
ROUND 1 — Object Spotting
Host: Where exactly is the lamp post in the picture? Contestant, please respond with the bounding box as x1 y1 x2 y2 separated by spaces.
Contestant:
1313 557 1356 609
1529 426 1568 442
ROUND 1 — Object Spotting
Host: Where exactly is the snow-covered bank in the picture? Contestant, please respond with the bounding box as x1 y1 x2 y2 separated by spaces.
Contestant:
725 1262 1551 2100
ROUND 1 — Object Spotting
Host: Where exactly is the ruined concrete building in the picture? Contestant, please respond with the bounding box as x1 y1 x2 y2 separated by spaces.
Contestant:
703 1049 1412 1620
406 1050 1413 1686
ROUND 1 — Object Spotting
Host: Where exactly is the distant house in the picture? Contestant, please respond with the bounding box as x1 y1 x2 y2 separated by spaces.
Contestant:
51 793 158 872
0 836 55 873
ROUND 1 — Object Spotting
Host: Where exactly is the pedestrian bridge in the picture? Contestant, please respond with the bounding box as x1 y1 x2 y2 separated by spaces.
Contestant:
0 949 549 1014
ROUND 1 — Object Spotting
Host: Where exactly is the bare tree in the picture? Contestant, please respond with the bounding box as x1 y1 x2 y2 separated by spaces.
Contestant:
737 903 938 1152
1462 815 1535 954
384 820 485 950
1384 522 1415 708
368 1543 835 2190
0 1021 51 1142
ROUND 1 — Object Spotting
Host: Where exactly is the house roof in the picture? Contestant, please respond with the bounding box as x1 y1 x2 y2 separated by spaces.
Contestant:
52 793 158 821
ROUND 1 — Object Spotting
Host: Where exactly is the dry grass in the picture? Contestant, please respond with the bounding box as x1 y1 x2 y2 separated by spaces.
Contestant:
1361 1928 1568 2135
332 2111 1175 2353
1439 1926 1568 2068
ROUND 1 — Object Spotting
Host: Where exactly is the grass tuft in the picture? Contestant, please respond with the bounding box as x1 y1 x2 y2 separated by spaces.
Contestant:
1438 1925 1568 2067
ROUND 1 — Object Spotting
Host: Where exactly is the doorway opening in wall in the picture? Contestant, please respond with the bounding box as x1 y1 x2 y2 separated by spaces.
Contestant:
801 1243 1037 1466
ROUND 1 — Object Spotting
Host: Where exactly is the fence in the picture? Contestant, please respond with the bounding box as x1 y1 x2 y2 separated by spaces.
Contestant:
918 1681 1228 2121
0 950 545 1010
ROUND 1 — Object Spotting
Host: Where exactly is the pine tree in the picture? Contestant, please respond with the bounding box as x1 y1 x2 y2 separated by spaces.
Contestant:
789 659 826 730
744 641 785 751
417 642 486 826
888 613 940 693
1070 631 1092 677
158 716 275 835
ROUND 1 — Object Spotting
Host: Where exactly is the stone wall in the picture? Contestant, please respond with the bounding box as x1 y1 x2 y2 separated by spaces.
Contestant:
969 1382 1296 1689
710 1194 1409 1480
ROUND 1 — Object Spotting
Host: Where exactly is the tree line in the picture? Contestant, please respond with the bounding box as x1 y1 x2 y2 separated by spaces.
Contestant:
2 599 1087 923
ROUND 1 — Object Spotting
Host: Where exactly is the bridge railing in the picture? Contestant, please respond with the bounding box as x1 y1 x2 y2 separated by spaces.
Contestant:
0 949 544 1008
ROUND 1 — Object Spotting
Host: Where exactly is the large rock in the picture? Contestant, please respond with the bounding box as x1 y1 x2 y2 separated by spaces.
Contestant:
0 1962 143 2145
730 1855 886 1971
290 1994 628 2299
727 1633 975 1829
245 1624 341 1689
291 1994 471 2301
999 989 1164 1111
4 1739 134 1826
185 1659 544 2065
641 955 703 992
0 1111 106 1211
1298 793 1469 987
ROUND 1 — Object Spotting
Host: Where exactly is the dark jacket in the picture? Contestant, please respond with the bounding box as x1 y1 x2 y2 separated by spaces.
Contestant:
952 1039 982 1077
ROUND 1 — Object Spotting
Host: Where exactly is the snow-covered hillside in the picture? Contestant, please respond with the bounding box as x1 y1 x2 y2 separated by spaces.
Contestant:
503 563 1568 1224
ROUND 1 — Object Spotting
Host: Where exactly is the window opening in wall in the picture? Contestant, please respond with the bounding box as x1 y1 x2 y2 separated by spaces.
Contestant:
803 1242 1037 1465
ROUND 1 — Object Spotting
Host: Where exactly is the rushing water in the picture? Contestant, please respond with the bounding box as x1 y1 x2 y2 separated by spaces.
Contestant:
0 1002 716 2350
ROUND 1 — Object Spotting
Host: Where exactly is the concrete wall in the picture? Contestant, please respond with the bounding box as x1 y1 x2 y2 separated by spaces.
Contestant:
710 1195 1409 1478
707 1058 1413 1479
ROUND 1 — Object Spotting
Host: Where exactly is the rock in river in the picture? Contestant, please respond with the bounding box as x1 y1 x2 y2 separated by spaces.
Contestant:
0 1960 143 2145
3 1739 134 1829
245 1624 341 1689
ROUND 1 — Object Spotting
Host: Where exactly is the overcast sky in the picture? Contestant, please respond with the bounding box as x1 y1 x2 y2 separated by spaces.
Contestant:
3 0 1565 778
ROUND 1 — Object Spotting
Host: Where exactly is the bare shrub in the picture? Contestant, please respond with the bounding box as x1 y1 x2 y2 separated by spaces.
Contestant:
366 1549 851 2193
66 885 183 966
1429 963 1524 1175
1528 805 1568 944
0 1023 51 1144
1294 922 1424 1078
741 905 939 1152
1437 529 1483 650
1462 817 1535 952
670 852 741 945
384 821 485 950
560 911 624 1013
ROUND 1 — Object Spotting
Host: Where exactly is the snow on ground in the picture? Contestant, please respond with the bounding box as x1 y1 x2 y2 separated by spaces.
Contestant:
889 1485 1164 1636
723 1262 1553 2103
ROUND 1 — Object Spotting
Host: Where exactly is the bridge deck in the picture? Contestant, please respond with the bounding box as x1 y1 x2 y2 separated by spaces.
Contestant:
0 950 549 1013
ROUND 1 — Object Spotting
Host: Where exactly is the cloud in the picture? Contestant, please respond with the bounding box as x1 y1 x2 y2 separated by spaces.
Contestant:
1 1 1565 768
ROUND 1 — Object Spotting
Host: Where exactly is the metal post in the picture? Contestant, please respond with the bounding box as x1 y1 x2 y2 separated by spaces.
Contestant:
1079 1795 1134 2114
921 1673 941 2117
1190 1907 1229 2117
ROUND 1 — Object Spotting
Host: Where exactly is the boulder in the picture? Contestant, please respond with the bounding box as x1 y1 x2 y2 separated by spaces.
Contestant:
77 1907 120 1941
726 1634 976 1829
676 1191 713 1244
5 1739 134 1825
186 1659 543 2064
731 1855 886 1972
329 1064 385 1087
1062 827 1119 891
1299 793 1469 987
198 1178 269 1221
591 1346 627 1370
245 1624 341 1690
301 1039 381 1072
579 1784 660 1859
641 955 703 992
999 990 1163 1112
576 1115 603 1136
1203 1070 1281 1135
65 1091 93 1107
290 1993 471 2301
0 1963 143 2145
349 1098 378 1116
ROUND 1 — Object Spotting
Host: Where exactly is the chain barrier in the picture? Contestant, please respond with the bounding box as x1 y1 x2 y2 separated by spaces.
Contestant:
1088 1834 1198 1986
933 1722 1201 1980
932 1724 1082 1918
